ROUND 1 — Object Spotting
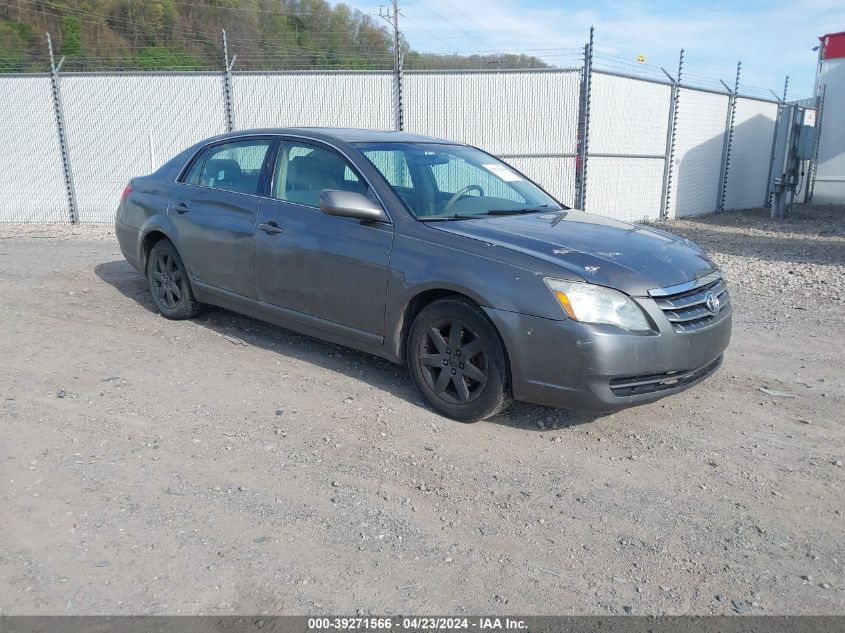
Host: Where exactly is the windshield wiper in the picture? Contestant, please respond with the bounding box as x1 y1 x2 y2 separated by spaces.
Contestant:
486 205 559 216
418 213 487 221
418 206 561 221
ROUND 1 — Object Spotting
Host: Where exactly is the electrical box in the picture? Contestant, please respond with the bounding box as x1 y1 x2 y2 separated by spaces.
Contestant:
796 124 818 160
802 109 817 127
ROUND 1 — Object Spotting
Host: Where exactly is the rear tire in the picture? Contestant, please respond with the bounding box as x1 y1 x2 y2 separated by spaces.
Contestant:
146 239 203 319
407 297 511 422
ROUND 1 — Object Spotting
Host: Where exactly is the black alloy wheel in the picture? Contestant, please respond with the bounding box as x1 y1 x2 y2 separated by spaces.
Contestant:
419 318 488 405
150 249 183 310
408 297 510 422
146 239 203 319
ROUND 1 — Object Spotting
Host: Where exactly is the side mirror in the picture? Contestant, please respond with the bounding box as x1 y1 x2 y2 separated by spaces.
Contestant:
319 189 389 223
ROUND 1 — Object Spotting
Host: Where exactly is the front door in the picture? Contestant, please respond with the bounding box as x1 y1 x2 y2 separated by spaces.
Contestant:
254 139 393 342
169 137 274 298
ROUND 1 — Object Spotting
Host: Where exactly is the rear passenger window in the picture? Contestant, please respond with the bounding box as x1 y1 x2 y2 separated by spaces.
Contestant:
182 149 207 185
199 140 272 195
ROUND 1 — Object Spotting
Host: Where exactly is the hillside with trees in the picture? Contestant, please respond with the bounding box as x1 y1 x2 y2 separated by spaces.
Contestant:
0 0 546 72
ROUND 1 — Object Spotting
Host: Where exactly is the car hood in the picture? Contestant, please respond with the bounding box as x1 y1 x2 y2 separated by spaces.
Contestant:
429 209 717 296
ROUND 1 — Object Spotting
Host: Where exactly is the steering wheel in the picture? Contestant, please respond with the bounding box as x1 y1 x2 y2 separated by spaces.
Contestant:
445 184 484 210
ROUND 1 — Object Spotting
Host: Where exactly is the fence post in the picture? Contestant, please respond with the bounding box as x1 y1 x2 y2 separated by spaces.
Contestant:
765 103 783 207
717 61 741 211
804 85 825 203
659 49 684 221
222 30 235 132
395 52 404 131
575 26 593 210
764 76 788 206
46 33 78 224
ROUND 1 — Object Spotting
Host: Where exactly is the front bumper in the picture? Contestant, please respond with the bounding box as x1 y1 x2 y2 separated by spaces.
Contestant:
484 301 731 412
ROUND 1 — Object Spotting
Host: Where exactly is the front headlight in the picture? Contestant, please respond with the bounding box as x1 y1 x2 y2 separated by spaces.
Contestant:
544 278 650 332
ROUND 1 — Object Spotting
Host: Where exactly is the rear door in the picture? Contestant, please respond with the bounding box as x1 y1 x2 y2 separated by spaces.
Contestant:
170 137 275 298
254 138 394 342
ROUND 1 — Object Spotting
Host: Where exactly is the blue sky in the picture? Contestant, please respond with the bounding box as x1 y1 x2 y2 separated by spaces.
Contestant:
342 0 844 98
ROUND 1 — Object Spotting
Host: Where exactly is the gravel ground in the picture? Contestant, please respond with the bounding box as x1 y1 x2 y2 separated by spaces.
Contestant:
659 204 844 333
0 204 843 616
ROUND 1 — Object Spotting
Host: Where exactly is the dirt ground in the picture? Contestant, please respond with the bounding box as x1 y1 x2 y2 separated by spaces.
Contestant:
1 204 843 616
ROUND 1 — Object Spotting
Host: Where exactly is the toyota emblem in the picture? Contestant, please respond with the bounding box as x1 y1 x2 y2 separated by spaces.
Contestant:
705 291 720 314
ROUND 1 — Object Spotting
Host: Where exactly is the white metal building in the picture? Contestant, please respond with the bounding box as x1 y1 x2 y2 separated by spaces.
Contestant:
814 31 845 204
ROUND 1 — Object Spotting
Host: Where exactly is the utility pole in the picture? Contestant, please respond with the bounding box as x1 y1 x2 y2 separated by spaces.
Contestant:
380 1 403 130
390 0 400 81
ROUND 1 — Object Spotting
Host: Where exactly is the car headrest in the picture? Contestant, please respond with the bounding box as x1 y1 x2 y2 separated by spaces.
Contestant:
204 158 242 182
286 152 340 190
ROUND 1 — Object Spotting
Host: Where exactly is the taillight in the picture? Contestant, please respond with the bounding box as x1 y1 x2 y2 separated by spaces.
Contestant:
120 184 133 203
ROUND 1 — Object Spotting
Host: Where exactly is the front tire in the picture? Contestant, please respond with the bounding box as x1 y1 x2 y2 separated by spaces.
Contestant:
407 298 511 422
146 239 203 319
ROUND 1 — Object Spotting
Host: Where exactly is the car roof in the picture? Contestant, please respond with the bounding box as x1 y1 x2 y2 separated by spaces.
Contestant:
153 127 467 181
216 127 459 145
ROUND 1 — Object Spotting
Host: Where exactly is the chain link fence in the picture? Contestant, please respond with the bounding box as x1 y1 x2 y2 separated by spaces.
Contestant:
59 73 228 223
0 75 70 222
403 69 580 206
722 97 779 211
585 71 672 221
0 46 796 225
232 71 394 131
669 88 732 218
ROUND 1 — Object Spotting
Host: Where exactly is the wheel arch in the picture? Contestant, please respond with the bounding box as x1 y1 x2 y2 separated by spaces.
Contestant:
392 287 512 383
141 230 169 270
138 219 188 276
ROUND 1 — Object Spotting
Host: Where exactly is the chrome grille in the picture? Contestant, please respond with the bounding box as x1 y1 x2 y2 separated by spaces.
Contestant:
649 273 731 333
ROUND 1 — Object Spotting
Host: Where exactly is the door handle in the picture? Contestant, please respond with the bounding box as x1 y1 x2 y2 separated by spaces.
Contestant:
259 221 283 235
173 202 190 214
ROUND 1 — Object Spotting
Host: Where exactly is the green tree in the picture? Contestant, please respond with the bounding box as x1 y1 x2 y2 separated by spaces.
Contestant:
0 0 546 72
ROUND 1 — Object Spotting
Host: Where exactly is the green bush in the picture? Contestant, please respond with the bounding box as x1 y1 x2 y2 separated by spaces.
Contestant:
61 17 82 57
137 46 201 70
0 21 26 72
12 21 34 43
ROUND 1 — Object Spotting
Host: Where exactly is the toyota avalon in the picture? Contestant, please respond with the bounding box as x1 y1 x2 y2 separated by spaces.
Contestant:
115 128 731 422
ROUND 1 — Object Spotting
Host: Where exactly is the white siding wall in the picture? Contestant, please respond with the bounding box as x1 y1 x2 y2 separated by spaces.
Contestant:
814 57 845 204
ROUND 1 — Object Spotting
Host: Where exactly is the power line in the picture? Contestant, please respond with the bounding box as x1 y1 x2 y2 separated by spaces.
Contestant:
404 0 500 54
436 0 512 50
400 15 460 54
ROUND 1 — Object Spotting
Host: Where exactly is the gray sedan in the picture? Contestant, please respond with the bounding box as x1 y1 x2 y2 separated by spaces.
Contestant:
115 128 731 422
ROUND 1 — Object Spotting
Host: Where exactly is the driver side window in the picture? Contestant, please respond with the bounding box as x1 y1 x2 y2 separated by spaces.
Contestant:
272 141 366 208
429 158 525 203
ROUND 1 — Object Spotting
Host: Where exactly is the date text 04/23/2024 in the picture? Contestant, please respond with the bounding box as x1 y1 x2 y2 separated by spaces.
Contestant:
307 617 528 631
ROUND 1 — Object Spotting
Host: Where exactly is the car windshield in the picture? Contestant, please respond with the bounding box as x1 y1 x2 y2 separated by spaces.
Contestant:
355 142 562 220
